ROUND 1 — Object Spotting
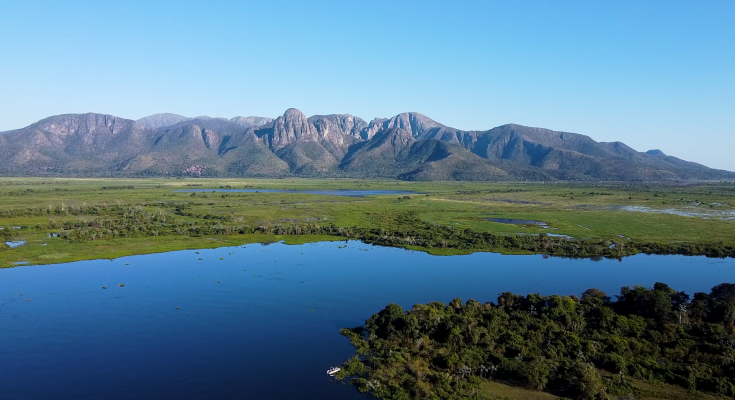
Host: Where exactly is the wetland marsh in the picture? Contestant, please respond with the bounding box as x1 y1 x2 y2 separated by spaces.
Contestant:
1 177 734 268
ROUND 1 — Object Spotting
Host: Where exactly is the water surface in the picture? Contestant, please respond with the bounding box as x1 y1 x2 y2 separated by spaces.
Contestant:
1 242 734 400
487 218 548 226
173 189 417 197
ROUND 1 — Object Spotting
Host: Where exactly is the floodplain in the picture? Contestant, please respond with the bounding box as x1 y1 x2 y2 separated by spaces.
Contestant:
1 177 735 268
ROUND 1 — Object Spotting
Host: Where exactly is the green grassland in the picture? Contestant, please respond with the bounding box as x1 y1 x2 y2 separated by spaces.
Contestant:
1 177 734 268
479 375 730 400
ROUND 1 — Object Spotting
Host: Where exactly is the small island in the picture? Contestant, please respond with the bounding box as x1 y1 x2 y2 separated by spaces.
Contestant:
338 283 735 399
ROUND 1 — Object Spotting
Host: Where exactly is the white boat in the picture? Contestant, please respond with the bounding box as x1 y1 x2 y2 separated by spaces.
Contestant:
327 367 341 376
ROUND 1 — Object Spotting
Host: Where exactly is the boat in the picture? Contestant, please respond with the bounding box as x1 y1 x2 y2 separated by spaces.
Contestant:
327 367 341 376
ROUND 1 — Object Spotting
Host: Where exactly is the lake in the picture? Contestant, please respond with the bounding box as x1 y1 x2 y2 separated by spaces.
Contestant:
173 189 418 197
2 242 734 399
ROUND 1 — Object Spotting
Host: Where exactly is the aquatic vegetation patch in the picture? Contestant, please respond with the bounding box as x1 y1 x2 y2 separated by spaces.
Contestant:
621 206 735 221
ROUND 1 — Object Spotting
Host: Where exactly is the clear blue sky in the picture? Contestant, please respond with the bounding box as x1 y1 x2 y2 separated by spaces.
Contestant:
1 1 733 170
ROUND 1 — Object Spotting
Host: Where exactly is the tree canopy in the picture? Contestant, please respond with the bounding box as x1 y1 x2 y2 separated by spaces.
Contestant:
338 282 735 399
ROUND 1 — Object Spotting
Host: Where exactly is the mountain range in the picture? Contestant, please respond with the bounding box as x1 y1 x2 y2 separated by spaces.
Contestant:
0 108 732 181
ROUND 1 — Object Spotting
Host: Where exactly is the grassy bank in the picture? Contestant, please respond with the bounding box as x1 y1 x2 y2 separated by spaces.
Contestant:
0 233 345 268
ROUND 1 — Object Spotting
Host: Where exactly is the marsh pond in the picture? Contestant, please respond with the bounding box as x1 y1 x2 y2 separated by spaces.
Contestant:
173 189 418 197
2 241 735 399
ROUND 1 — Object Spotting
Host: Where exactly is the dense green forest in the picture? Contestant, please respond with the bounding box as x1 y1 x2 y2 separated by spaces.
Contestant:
337 283 735 400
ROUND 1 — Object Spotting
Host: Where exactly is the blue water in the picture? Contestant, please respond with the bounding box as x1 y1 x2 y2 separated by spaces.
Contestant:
1 241 735 400
487 218 547 226
173 189 417 197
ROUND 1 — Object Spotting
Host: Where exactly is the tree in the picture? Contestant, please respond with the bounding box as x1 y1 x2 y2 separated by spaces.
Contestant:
568 362 607 400
711 283 735 305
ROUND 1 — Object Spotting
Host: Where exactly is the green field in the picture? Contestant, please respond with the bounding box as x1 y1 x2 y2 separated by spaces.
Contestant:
1 177 734 268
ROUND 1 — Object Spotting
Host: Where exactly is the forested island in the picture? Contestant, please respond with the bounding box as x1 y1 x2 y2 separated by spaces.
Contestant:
337 283 735 399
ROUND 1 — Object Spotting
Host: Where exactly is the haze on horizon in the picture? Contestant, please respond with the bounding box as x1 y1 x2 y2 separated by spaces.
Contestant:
1 1 733 171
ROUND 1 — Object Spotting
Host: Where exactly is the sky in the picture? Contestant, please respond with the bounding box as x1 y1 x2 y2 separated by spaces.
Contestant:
1 1 733 170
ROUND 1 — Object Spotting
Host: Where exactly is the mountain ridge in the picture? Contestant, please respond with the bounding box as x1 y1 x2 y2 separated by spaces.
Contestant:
1 109 732 181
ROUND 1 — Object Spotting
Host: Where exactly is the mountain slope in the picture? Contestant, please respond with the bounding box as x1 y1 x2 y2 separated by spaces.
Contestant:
340 128 417 176
0 113 151 175
339 129 540 181
397 140 511 181
255 109 358 173
1 109 732 181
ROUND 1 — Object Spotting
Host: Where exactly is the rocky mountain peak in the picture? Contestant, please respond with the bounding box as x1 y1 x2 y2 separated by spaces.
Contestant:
309 114 368 140
283 108 307 120
360 118 389 140
267 108 319 151
357 112 446 140
382 112 445 138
